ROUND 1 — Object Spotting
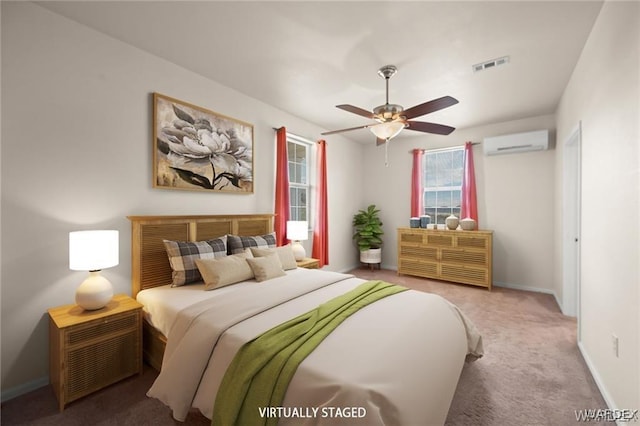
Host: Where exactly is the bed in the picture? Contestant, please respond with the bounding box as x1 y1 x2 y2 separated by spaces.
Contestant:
128 214 483 425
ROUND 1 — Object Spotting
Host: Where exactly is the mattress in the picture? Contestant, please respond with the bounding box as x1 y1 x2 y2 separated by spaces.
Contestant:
140 268 483 425
136 272 313 338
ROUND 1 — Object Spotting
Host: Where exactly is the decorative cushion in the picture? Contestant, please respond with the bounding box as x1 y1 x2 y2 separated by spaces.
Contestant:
195 250 254 290
250 244 297 271
246 253 286 282
163 236 227 287
227 232 276 255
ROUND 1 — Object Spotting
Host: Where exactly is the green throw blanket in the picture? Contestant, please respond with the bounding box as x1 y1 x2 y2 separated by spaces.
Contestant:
211 280 408 426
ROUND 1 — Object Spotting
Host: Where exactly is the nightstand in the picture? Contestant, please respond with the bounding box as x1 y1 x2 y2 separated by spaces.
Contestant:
296 257 320 269
48 294 143 411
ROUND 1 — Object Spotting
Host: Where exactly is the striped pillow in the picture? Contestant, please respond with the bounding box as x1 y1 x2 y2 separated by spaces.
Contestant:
163 236 227 287
227 232 276 255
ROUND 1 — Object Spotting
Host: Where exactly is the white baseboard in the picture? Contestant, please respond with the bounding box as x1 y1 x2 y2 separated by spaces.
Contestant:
577 341 621 424
338 263 396 274
493 281 564 311
1 376 48 403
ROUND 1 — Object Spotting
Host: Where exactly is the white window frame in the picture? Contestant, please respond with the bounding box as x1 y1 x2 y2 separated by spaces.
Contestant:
287 134 312 225
422 145 465 225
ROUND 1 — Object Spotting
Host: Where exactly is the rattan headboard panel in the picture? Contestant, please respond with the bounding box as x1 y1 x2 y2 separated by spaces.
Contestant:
128 214 274 296
238 219 271 236
195 221 233 240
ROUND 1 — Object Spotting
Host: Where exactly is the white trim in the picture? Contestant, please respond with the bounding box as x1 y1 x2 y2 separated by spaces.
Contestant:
286 132 314 146
493 281 563 309
578 342 617 418
423 144 466 154
562 122 582 320
493 281 556 295
286 135 311 224
1 376 49 402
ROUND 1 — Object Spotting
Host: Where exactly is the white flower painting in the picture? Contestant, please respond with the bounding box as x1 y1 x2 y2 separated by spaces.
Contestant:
153 93 254 193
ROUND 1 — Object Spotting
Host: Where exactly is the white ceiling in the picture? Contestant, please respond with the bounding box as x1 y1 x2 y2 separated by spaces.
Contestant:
37 1 603 144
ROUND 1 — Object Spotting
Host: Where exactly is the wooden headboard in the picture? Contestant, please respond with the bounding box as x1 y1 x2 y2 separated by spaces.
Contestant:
127 214 274 296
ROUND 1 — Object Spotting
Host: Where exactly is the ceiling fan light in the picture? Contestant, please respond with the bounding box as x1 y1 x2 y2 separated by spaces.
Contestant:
369 121 406 140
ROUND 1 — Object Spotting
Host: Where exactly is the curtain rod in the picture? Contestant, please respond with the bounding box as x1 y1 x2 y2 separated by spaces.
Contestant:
409 142 480 154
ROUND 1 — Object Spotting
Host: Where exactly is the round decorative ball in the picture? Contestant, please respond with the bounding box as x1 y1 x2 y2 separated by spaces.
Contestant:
460 217 477 231
445 215 459 230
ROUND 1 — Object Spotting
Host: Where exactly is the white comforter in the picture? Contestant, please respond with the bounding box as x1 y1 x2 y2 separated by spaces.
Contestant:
145 269 483 425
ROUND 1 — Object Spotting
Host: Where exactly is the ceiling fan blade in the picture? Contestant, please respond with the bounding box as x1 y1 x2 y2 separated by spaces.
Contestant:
336 104 375 119
406 121 456 135
401 96 459 120
321 123 373 136
376 138 386 146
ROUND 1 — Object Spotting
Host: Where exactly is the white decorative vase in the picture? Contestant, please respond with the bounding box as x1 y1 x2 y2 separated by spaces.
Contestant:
445 215 459 230
75 271 113 310
360 248 382 264
460 217 477 231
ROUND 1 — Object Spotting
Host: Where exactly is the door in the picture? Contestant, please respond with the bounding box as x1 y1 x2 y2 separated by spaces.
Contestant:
562 123 582 326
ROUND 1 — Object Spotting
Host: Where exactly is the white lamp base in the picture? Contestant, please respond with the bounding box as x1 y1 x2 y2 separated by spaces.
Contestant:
76 271 113 310
291 241 306 261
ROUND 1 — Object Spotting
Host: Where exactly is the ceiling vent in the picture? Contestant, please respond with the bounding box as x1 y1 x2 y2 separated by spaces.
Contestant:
473 56 510 73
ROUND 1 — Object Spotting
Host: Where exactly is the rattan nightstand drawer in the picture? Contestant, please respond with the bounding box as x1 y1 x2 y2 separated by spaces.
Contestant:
296 258 320 269
48 294 142 411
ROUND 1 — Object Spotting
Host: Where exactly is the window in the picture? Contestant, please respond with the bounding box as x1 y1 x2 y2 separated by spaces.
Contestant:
423 146 464 225
287 135 310 222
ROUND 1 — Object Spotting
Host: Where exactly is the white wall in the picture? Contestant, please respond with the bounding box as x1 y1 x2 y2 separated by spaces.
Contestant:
362 114 557 294
555 1 639 411
0 2 363 397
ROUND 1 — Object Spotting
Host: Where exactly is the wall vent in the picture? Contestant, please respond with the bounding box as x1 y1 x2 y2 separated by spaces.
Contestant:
483 129 549 156
473 56 510 73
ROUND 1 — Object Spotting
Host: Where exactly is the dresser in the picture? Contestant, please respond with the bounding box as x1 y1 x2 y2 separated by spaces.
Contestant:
397 228 493 290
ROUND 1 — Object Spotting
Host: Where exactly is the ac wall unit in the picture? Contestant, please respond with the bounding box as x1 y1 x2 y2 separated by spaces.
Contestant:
483 130 549 156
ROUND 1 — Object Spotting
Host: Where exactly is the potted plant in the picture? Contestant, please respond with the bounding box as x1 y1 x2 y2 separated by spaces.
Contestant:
352 204 384 266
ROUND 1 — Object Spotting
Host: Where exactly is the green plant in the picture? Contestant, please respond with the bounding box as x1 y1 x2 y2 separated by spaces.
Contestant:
352 204 384 251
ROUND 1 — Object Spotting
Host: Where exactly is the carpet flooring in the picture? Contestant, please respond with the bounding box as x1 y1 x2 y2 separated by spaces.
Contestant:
1 268 607 426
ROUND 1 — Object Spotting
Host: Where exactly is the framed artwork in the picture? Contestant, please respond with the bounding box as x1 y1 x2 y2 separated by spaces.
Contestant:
153 93 254 193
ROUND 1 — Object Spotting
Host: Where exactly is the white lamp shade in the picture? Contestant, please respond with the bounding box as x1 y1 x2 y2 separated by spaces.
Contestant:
369 121 406 140
69 230 119 271
286 221 308 241
69 230 118 310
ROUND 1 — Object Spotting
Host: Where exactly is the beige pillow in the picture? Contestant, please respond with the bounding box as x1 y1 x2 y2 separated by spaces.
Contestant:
195 250 254 290
250 244 298 270
246 253 286 282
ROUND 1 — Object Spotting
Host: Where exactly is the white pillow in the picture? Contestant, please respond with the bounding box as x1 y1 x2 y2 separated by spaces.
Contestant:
250 244 298 270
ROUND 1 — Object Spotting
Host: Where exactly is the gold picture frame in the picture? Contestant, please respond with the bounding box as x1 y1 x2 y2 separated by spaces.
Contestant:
153 93 254 193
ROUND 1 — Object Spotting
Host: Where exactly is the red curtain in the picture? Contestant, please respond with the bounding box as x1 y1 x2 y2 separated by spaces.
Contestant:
312 139 328 267
461 141 478 223
274 127 290 246
410 149 424 217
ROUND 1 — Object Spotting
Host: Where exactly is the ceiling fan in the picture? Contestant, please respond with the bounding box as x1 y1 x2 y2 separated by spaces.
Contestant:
321 65 459 145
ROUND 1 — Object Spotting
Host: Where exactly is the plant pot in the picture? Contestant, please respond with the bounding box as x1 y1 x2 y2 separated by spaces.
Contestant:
360 248 382 264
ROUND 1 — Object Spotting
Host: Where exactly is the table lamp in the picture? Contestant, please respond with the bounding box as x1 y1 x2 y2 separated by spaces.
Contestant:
286 221 308 261
69 230 119 310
